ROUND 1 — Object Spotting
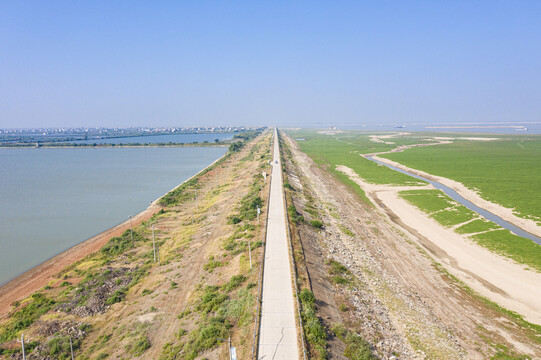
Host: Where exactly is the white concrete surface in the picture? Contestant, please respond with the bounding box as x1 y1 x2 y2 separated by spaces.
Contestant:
258 129 300 359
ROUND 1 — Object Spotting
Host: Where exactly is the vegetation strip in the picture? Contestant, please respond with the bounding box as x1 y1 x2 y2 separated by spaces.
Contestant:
278 130 308 360
252 147 272 359
280 131 377 359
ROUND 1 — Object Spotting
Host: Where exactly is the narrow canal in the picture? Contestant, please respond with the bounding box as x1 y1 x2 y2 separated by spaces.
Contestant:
366 156 541 246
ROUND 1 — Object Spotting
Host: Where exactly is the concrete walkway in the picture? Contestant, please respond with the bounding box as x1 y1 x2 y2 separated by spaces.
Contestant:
258 129 300 359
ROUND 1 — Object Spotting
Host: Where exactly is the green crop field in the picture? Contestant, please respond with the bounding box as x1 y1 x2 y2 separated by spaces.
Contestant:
382 137 541 225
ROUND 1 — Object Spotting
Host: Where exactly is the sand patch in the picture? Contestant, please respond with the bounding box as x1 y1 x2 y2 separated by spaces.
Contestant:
369 132 412 144
318 130 343 135
337 165 541 325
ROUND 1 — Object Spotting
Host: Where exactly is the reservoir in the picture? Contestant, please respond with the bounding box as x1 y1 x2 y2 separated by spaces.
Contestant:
367 156 541 246
0 146 226 285
72 132 233 145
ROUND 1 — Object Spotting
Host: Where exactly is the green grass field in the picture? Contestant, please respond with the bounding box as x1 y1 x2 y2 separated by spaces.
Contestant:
382 137 541 225
399 188 541 272
455 219 498 234
286 130 426 192
285 129 541 272
400 189 478 226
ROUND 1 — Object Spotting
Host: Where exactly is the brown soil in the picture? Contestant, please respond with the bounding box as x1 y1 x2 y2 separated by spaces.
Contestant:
282 132 541 359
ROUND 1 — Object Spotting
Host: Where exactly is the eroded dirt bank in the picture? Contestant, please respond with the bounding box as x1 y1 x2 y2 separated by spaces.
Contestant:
282 132 541 359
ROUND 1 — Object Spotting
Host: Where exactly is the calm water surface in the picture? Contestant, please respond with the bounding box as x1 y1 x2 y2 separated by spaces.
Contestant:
0 147 226 285
73 133 233 144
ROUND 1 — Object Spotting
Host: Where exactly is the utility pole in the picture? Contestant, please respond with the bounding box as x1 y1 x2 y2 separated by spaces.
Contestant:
129 215 133 242
188 189 198 211
248 241 252 269
17 334 26 360
70 335 74 360
257 207 261 225
152 224 157 263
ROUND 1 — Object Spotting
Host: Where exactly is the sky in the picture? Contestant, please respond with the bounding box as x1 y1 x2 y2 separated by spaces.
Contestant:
1 1 541 129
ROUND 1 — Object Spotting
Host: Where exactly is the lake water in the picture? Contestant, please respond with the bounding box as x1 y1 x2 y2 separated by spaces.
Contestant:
0 147 226 285
73 133 233 144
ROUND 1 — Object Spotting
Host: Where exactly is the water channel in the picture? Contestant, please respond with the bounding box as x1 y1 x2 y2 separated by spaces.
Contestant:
366 156 541 246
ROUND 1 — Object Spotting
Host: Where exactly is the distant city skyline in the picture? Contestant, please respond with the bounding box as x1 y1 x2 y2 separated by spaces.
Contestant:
1 1 540 128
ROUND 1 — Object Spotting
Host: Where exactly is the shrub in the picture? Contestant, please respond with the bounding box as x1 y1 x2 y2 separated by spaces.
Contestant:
128 336 151 356
204 260 223 272
299 289 316 305
284 181 294 190
310 220 323 229
328 260 350 275
221 275 247 293
331 276 349 285
105 289 125 305
196 286 228 313
228 216 241 224
0 293 55 342
288 205 304 224
101 230 145 256
298 289 327 357
182 317 231 360
142 289 153 296
332 324 375 359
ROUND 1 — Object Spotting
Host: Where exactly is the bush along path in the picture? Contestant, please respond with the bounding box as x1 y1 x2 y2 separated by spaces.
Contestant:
0 130 273 360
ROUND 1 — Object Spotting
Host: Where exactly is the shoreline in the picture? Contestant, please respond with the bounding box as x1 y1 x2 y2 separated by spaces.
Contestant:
0 152 228 319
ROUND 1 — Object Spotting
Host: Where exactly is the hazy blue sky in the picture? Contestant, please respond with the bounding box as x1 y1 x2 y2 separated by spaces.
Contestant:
1 1 540 128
